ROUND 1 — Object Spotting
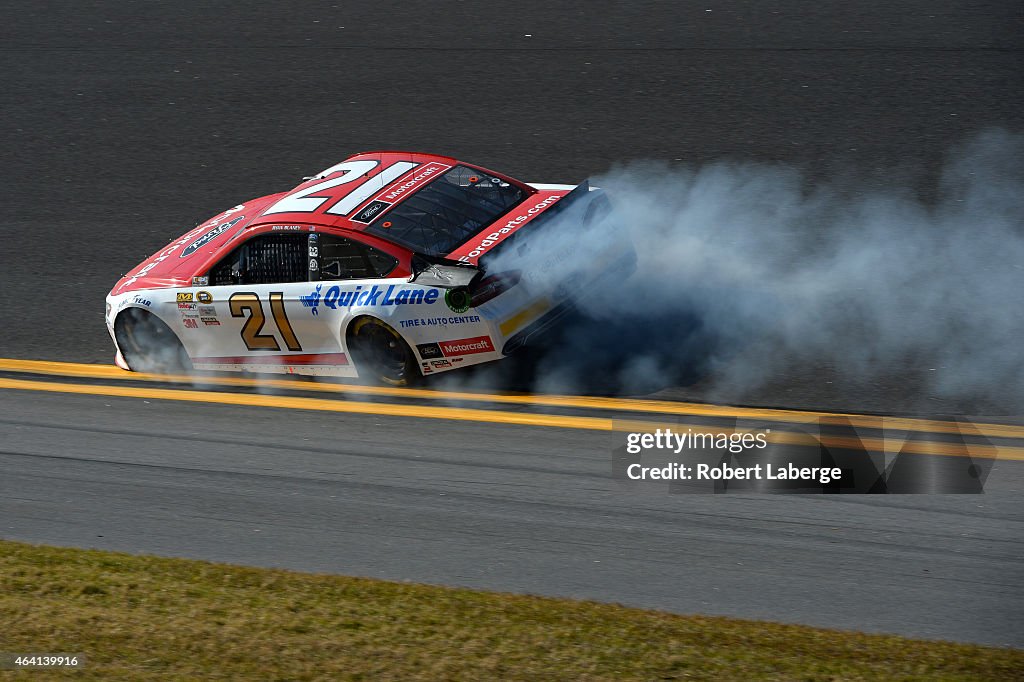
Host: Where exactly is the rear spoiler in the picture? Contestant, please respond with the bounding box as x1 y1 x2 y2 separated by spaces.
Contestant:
479 180 609 269
408 180 608 287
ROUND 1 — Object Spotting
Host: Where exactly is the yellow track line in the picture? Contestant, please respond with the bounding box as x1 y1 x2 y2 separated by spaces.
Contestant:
1 376 1021 461
0 376 608 431
2 358 1023 441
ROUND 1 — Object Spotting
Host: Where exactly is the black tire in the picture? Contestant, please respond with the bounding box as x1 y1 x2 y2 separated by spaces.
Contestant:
114 308 192 373
347 317 419 386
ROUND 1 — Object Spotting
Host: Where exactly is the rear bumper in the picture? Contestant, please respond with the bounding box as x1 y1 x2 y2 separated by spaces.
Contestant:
501 298 578 355
500 246 637 355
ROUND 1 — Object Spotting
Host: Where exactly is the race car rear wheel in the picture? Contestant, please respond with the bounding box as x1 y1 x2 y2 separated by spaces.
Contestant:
114 308 192 373
347 317 418 386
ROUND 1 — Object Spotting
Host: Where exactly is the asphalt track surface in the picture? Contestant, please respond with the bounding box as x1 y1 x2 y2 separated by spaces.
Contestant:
2 1 1023 647
3 361 1023 647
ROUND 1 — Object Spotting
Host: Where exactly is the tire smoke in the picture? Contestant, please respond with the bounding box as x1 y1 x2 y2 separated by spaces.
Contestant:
480 129 1024 411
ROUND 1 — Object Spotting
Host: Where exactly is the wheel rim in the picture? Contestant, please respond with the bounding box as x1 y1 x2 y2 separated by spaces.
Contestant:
352 321 410 384
116 310 190 373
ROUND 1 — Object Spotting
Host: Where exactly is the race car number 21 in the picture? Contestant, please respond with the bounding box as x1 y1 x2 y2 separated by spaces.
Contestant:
229 292 302 352
263 160 417 216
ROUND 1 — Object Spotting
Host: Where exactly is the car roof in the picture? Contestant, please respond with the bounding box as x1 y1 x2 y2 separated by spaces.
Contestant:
247 150 521 233
111 151 531 293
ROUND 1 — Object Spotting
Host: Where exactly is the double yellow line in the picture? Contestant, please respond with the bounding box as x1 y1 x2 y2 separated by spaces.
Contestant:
1 358 1022 461
0 376 610 430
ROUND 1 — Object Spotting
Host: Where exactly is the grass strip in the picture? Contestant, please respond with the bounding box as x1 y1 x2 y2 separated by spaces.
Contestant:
1 539 1020 681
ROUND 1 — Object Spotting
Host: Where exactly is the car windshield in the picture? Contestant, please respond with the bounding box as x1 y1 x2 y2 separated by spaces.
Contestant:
365 165 525 256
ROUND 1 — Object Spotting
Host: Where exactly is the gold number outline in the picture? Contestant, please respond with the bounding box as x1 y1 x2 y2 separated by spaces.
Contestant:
269 292 302 351
228 292 281 351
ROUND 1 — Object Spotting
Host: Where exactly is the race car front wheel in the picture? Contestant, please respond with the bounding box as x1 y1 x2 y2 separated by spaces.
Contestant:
347 317 418 386
114 308 192 374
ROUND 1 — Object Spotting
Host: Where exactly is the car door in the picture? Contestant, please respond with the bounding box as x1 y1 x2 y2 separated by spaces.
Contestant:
289 231 405 363
184 231 336 373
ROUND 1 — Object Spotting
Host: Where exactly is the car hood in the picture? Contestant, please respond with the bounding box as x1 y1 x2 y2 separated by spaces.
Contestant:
110 193 282 295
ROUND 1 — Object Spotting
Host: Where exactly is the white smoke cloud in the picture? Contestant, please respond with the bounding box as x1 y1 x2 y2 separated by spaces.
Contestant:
471 128 1024 410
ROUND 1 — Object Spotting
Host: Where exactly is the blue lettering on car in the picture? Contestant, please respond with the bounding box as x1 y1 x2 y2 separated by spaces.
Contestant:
300 283 323 315
321 285 441 310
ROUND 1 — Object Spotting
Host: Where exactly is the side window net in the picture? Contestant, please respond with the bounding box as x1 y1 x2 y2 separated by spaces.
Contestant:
209 234 307 285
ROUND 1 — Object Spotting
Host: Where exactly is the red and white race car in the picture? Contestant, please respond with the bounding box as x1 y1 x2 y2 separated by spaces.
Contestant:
106 151 633 385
